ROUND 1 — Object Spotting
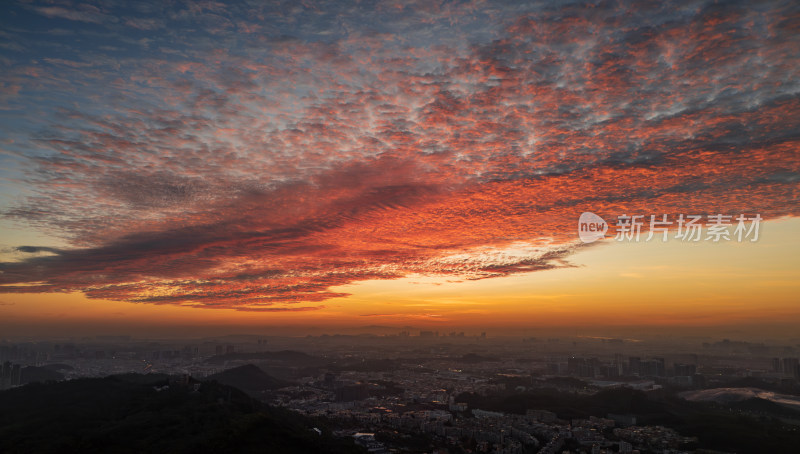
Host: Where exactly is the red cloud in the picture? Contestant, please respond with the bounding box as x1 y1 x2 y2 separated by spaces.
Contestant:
1 1 798 310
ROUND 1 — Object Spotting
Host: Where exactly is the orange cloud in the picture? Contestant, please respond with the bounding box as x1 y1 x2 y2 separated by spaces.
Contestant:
1 0 798 311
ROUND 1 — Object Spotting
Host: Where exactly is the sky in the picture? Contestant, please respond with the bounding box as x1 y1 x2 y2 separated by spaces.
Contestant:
0 0 798 338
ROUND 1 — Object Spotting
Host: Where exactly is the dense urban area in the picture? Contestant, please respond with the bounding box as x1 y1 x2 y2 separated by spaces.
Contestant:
2 332 800 453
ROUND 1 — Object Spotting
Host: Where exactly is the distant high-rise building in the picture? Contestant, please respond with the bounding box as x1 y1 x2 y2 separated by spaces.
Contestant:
567 357 598 378
772 357 783 373
1 361 11 389
638 358 665 377
10 364 21 386
578 363 595 378
653 357 665 377
600 364 619 378
783 358 800 378
628 357 641 376
675 363 697 377
567 356 583 374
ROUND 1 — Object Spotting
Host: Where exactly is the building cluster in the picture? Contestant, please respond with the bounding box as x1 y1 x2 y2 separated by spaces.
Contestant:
2 335 799 453
771 357 800 378
0 361 23 390
547 356 704 387
613 426 697 453
279 367 700 454
0 339 251 380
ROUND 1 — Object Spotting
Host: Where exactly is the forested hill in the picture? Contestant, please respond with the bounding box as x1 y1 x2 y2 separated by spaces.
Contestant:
0 374 364 454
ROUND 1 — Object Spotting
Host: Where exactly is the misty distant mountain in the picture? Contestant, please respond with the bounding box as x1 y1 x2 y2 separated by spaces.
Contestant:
207 364 289 395
0 374 363 454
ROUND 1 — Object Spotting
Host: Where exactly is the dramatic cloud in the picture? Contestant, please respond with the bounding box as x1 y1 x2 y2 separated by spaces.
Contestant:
0 0 798 310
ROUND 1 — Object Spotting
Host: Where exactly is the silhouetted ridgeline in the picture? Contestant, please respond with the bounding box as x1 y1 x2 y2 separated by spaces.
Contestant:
207 364 289 396
204 349 321 365
0 374 364 454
